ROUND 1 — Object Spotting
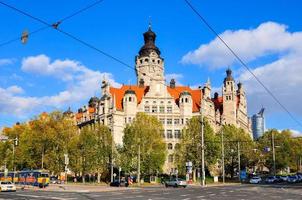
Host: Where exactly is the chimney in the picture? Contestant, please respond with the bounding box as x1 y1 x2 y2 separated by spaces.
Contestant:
170 79 176 88
139 78 145 88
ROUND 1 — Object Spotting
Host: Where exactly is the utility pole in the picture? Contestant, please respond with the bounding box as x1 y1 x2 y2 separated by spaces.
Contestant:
110 135 114 183
200 114 205 186
12 137 18 173
12 142 15 171
42 146 44 169
299 156 301 172
221 130 225 184
138 143 141 186
237 141 241 182
272 132 276 176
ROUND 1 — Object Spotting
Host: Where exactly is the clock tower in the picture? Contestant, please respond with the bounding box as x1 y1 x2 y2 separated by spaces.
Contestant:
135 25 164 86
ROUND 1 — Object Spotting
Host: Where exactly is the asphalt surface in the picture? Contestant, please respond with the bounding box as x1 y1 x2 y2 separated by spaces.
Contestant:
1 184 302 200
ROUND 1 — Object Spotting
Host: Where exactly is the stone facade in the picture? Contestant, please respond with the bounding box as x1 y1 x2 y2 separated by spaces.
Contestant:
74 27 251 173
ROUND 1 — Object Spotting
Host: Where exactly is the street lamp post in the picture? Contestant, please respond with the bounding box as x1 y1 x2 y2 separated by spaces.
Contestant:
221 130 225 184
237 141 241 182
138 142 141 186
272 132 276 176
200 115 205 187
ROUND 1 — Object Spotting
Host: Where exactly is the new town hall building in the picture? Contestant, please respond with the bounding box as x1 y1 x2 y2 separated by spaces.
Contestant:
74 27 251 173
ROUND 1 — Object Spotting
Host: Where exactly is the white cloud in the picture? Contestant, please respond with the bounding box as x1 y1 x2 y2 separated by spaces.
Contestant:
0 55 120 116
181 22 302 69
181 21 302 122
238 55 302 116
165 73 183 85
21 54 85 81
6 85 24 95
0 58 14 66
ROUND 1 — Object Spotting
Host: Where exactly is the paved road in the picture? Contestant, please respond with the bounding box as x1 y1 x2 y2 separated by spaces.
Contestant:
1 184 302 200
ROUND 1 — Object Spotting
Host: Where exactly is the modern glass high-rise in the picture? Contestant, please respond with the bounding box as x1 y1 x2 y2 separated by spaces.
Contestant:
252 108 265 140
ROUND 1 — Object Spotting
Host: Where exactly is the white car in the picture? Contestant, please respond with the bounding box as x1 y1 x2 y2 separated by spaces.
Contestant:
0 181 16 192
249 176 262 184
165 178 187 188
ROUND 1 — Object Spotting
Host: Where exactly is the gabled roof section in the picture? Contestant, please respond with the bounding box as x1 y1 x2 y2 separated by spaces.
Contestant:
109 85 149 111
167 86 202 112
212 96 223 114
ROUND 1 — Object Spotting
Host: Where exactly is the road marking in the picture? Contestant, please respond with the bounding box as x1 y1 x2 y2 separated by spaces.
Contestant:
181 194 189 197
16 194 75 200
182 198 191 200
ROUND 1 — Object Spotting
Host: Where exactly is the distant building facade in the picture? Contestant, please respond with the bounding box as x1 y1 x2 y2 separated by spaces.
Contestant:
252 108 265 139
74 27 251 173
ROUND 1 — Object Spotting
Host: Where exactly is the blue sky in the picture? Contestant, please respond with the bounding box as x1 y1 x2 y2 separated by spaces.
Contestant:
0 0 302 134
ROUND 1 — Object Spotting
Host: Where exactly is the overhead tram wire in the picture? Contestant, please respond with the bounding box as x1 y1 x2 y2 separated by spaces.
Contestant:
0 1 176 92
184 0 302 129
0 0 105 48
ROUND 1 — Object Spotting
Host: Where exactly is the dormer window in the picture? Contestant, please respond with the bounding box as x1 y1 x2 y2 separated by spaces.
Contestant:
145 58 149 62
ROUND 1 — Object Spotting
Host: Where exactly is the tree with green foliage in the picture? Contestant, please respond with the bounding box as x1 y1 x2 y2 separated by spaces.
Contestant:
175 117 221 176
257 129 298 173
120 113 166 178
220 125 254 178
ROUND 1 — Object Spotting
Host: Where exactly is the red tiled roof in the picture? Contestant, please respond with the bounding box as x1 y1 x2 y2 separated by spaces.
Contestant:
88 107 95 113
167 86 202 112
212 96 223 114
109 85 149 111
76 113 83 119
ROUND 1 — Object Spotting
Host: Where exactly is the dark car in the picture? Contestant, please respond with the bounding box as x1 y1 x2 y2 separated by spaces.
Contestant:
110 180 129 187
50 176 61 184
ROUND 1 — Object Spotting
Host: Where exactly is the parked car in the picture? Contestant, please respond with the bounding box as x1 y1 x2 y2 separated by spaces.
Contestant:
280 175 288 182
0 181 16 192
265 176 277 184
165 178 187 188
287 175 299 183
249 176 262 184
296 174 302 182
50 176 61 184
110 180 129 187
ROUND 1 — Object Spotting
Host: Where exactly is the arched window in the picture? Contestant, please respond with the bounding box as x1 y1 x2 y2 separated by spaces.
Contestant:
157 60 160 64
175 143 180 150
145 58 149 62
168 155 173 163
168 143 173 150
185 98 188 103
129 97 132 102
